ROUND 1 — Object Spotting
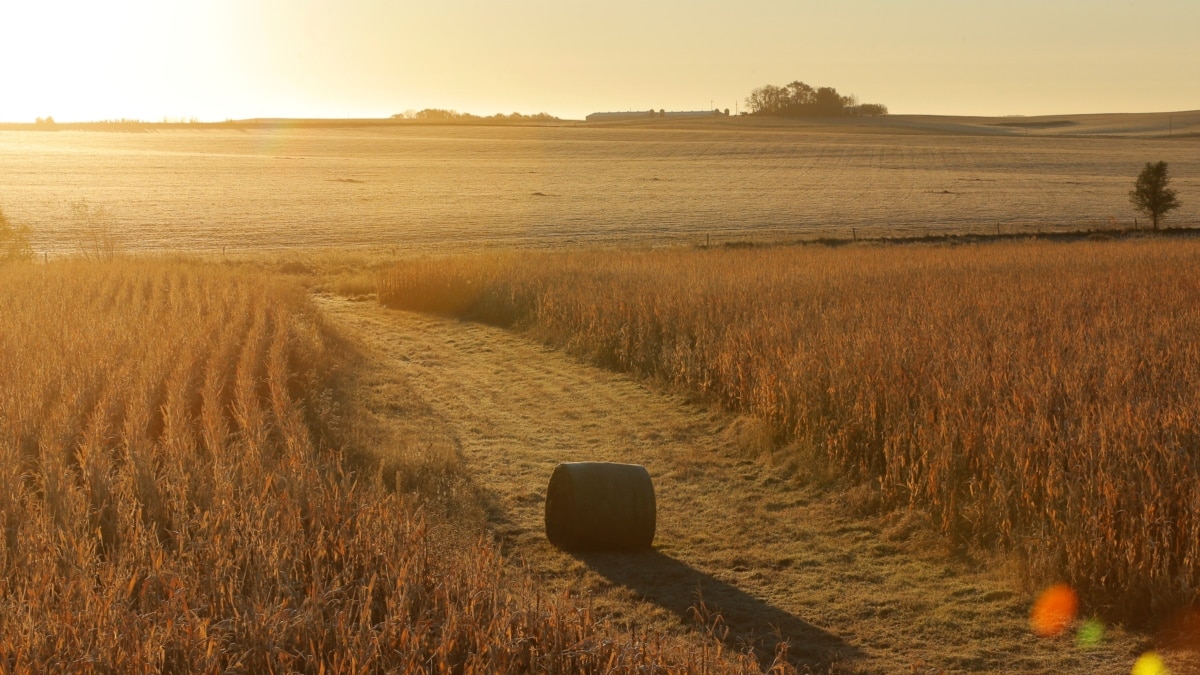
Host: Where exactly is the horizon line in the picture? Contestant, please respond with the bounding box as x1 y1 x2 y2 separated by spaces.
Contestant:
3 108 1199 127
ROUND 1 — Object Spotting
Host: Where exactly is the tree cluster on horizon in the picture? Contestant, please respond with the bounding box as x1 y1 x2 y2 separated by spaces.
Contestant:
745 80 887 117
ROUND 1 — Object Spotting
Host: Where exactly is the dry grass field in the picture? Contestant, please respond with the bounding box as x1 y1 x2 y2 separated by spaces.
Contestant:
0 114 1197 255
377 240 1200 639
0 260 754 673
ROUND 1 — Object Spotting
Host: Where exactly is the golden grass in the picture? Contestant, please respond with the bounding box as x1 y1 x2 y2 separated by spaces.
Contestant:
379 239 1200 624
0 259 758 673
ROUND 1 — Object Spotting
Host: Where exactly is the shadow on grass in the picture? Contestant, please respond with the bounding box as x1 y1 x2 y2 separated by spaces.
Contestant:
574 549 863 672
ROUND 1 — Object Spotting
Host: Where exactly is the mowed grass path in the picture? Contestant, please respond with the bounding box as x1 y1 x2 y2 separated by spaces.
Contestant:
316 294 1148 673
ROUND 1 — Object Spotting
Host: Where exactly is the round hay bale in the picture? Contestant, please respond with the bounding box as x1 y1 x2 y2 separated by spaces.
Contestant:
544 462 656 551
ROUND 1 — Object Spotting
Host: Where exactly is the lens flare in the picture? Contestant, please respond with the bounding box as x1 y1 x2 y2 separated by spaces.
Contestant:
1031 584 1078 637
1132 652 1170 675
1076 617 1105 649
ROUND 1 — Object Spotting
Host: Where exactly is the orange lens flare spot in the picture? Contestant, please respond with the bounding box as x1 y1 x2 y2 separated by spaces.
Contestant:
1031 584 1078 637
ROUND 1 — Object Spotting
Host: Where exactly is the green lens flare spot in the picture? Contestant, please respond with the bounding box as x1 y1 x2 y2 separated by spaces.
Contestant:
1076 618 1104 649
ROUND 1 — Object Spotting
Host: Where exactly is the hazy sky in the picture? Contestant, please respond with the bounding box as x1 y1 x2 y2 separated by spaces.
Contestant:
0 0 1196 122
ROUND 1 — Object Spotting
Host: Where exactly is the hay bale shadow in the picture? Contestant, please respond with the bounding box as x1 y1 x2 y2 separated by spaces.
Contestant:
575 549 863 672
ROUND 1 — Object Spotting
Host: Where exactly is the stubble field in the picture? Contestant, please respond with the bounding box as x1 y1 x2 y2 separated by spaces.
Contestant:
0 116 1197 255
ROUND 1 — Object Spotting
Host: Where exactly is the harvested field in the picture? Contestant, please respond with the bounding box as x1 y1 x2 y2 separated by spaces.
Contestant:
0 115 1197 254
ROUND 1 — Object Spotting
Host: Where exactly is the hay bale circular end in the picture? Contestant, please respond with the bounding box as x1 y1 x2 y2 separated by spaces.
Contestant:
544 462 656 551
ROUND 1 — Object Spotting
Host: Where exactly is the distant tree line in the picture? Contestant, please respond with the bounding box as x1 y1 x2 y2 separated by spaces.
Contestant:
745 81 887 117
391 109 560 123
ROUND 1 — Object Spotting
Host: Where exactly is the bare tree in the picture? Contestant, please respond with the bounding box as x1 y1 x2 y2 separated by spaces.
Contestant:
69 199 121 260
1129 161 1181 230
0 206 34 263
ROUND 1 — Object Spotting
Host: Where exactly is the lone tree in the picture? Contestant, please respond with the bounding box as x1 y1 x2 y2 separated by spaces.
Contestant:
1130 161 1181 230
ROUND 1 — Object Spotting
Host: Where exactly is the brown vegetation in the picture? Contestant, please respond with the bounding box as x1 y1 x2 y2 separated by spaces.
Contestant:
378 240 1200 625
0 260 754 672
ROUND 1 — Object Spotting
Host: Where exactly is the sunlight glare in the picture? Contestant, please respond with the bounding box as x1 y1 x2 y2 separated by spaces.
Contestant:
0 1 221 122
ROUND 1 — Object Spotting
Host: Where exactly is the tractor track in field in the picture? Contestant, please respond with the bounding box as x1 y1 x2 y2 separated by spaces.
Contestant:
316 294 1145 673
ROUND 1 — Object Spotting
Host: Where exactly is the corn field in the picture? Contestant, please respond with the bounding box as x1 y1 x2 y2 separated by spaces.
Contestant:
0 260 754 673
379 239 1200 623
